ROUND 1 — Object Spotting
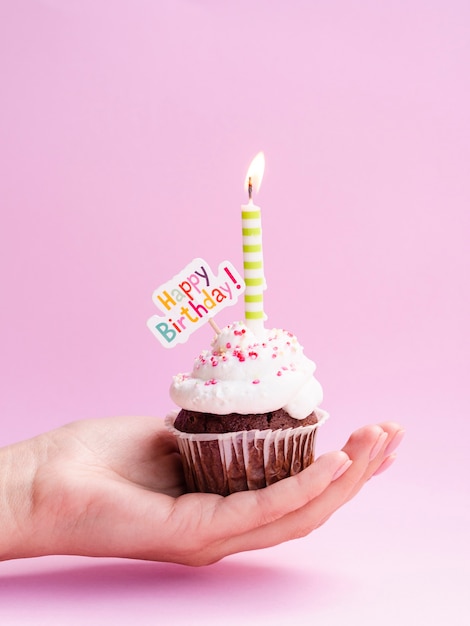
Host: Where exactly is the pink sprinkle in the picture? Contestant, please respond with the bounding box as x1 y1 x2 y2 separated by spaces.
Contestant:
248 351 258 359
282 366 288 371
271 353 277 358
233 349 245 362
252 379 260 384
226 342 231 349
204 378 218 386
277 371 282 376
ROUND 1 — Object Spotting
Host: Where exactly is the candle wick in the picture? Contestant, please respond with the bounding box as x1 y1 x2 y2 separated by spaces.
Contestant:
248 176 253 200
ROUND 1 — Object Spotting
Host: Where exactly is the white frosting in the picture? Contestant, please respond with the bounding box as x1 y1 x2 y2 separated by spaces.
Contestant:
170 321 323 419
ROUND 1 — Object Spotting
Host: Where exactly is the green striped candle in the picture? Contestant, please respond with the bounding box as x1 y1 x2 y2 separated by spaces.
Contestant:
242 152 266 335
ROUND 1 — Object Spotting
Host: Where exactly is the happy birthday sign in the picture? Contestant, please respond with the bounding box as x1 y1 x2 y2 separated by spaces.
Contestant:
147 258 246 348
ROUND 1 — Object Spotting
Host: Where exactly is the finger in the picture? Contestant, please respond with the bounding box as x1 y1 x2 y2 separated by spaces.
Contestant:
205 450 352 538
372 453 397 477
144 423 403 565
382 426 405 456
216 424 391 537
208 424 391 560
314 422 404 528
165 450 350 564
317 426 404 527
341 422 404 499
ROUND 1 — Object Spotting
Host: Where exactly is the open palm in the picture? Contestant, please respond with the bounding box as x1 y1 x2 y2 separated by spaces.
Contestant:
11 416 403 565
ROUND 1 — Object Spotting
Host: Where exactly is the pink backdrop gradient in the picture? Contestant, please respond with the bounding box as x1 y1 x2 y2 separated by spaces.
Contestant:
1 1 469 624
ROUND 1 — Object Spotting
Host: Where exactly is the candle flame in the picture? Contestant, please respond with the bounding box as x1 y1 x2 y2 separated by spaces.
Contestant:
244 151 265 195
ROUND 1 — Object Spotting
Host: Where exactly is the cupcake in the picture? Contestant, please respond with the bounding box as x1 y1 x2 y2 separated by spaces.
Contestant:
166 320 328 495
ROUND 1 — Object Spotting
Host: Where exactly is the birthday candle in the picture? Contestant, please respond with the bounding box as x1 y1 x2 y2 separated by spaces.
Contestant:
242 152 266 335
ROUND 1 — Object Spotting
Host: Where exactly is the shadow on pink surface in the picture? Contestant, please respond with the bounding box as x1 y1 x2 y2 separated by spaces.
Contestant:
0 556 351 615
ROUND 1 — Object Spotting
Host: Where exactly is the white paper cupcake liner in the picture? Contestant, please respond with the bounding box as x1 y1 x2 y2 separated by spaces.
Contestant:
165 409 329 496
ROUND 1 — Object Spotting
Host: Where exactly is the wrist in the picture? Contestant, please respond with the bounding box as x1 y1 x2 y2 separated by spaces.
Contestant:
0 435 48 560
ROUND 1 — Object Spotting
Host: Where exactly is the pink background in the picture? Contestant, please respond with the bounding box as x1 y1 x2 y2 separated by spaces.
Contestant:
1 0 468 624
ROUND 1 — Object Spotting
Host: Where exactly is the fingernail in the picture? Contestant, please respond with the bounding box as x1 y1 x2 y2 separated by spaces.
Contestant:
369 431 388 461
384 429 405 456
372 454 397 477
332 458 353 481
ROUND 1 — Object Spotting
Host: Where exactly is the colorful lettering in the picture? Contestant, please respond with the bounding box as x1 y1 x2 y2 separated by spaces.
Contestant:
147 258 245 348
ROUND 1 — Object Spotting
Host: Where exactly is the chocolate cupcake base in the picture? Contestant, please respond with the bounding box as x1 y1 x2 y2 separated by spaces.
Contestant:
165 409 329 496
174 407 319 434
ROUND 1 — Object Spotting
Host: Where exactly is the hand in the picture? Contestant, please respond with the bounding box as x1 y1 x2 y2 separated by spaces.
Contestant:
0 417 404 565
